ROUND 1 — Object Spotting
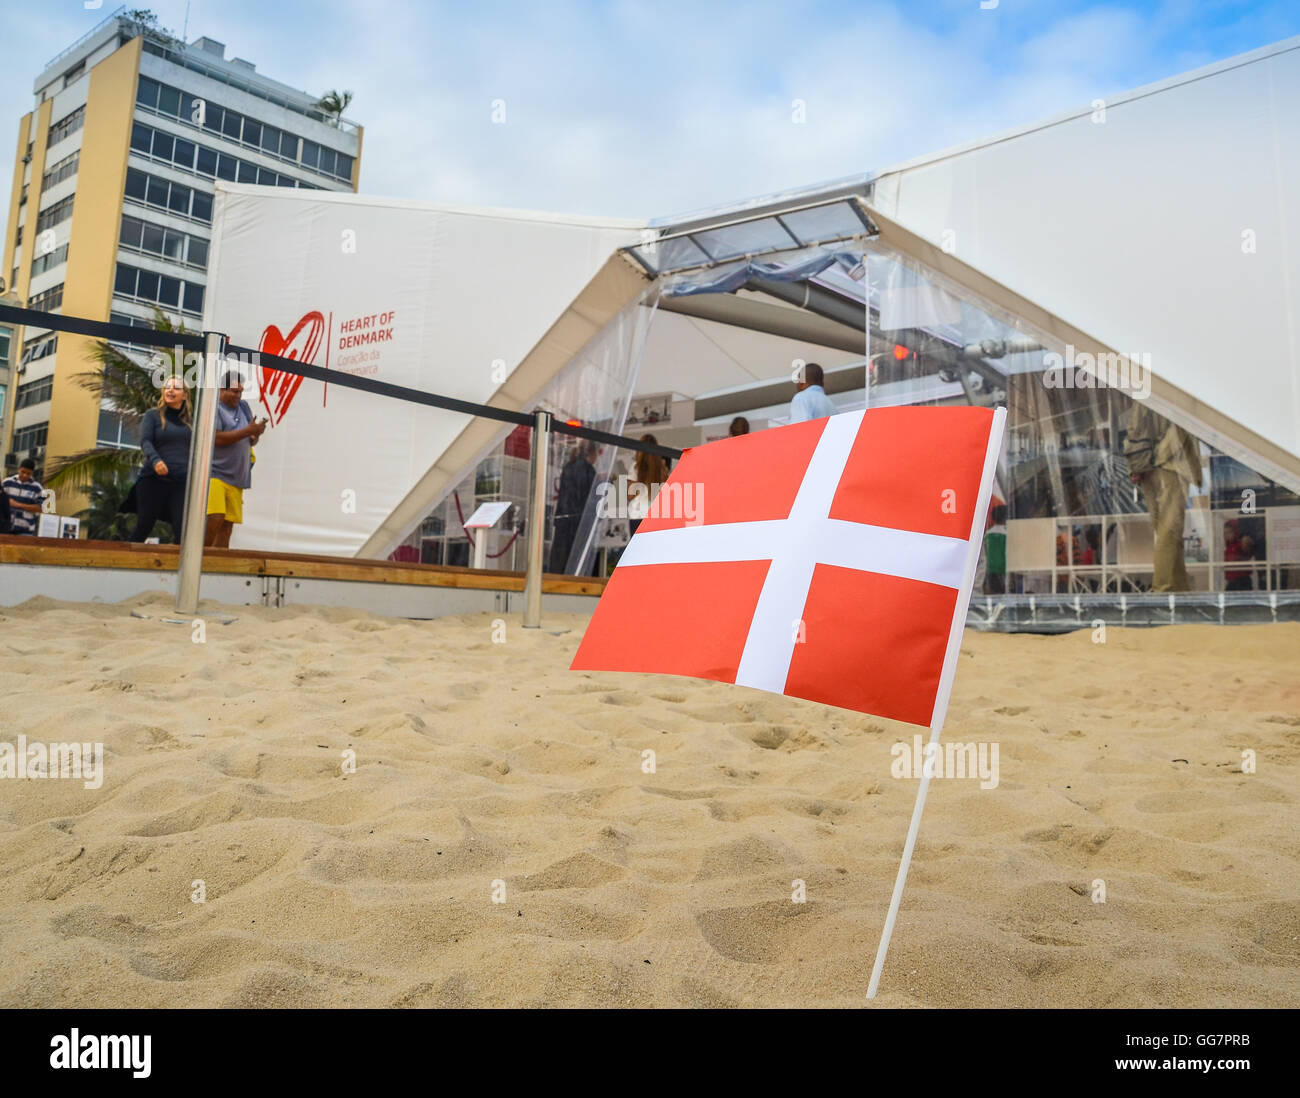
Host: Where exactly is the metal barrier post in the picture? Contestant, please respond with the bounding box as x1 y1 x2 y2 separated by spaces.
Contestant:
522 409 552 628
175 331 226 615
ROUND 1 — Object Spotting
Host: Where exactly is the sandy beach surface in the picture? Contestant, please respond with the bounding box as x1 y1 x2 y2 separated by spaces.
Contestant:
0 592 1296 1008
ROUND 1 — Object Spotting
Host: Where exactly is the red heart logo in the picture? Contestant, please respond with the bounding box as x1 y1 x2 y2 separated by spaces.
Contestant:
258 311 325 426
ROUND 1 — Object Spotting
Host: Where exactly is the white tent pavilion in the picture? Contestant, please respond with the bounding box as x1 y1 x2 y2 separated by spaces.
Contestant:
202 35 1300 608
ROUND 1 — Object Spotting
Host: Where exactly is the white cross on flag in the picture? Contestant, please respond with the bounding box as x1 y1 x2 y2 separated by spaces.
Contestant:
572 405 1006 730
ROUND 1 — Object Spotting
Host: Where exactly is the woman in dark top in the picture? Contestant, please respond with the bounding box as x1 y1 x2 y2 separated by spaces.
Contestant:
131 376 192 542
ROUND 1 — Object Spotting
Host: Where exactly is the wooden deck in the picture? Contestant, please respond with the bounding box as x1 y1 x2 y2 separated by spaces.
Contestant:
0 536 608 596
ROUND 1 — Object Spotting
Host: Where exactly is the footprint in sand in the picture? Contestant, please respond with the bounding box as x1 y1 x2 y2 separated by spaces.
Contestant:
694 900 818 964
522 852 627 892
694 834 789 881
734 723 791 750
52 904 152 946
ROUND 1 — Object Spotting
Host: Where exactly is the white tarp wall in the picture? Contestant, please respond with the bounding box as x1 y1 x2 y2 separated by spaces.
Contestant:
202 183 645 556
868 36 1300 475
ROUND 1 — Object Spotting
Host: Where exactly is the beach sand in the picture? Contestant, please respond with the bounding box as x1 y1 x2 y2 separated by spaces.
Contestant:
0 592 1296 1008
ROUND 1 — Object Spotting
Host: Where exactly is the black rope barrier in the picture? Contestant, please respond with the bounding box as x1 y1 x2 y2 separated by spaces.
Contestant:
0 302 684 459
224 342 535 429
553 418 682 460
0 302 206 352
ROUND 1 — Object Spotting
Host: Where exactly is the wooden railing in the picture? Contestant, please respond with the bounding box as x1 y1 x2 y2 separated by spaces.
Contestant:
0 536 608 597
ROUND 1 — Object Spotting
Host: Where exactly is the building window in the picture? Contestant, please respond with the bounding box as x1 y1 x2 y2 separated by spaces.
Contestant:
123 168 213 224
16 375 53 410
35 195 75 233
13 422 48 453
48 105 85 145
107 312 158 356
135 74 159 109
41 150 79 191
158 83 181 116
19 334 57 365
119 214 209 268
131 120 306 188
13 226 20 246
28 283 63 313
151 130 175 162
31 244 69 276
134 76 354 182
97 405 141 450
114 262 204 316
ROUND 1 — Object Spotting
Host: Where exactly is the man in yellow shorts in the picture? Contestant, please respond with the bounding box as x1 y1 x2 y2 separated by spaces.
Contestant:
205 372 266 547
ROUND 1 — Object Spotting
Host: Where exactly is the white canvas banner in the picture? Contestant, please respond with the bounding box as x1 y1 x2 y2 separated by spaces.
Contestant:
202 184 643 557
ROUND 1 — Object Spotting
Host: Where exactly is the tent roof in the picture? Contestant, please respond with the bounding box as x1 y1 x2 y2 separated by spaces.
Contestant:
635 36 1300 486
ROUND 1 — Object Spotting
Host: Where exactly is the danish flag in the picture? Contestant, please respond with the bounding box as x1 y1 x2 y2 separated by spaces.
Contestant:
571 406 1006 729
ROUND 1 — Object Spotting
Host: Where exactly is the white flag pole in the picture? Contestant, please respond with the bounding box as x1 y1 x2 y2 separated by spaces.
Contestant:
866 406 1007 1000
866 724 941 999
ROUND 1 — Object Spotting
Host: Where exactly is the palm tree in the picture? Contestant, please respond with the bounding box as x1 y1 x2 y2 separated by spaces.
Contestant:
44 308 190 514
317 89 353 126
77 464 168 542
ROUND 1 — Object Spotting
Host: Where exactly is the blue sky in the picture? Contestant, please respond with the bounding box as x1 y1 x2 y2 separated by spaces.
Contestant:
2 0 1298 219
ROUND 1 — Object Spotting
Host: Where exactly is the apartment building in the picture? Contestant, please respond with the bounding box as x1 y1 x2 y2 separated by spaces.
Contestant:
0 7 362 498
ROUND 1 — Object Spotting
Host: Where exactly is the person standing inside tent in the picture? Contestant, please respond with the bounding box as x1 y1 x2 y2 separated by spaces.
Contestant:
1123 402 1200 592
789 362 835 423
548 439 597 573
983 504 1008 594
629 434 669 538
205 372 266 548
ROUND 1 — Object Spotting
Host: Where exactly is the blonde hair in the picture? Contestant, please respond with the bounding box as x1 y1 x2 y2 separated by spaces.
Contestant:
157 376 193 427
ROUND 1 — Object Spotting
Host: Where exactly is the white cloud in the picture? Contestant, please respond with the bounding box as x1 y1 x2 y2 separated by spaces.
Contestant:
0 0 1291 223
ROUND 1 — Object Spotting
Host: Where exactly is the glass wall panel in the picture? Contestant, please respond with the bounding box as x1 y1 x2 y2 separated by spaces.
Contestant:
855 239 1297 594
386 287 661 575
